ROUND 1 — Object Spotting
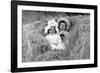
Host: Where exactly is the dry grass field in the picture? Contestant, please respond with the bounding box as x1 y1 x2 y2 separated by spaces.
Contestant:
22 10 90 62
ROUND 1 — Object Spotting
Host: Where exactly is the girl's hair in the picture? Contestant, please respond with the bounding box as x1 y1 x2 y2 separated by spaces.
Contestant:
47 26 57 34
58 20 67 31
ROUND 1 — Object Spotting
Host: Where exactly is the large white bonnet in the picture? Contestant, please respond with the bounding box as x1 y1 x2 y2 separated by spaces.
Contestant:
45 19 59 33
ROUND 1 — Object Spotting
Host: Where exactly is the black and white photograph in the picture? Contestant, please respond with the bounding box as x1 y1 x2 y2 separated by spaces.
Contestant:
22 11 90 62
11 1 97 72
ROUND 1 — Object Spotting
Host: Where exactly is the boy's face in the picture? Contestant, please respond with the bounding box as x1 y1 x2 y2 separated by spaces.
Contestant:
49 27 56 34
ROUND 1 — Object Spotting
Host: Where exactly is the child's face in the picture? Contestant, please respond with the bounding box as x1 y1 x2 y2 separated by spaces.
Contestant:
49 27 56 34
59 22 66 31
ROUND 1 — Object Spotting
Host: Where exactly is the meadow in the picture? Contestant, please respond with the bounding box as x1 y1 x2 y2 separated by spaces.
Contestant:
22 11 90 62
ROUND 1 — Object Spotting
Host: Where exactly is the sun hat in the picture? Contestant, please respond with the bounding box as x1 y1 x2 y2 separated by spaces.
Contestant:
57 17 71 31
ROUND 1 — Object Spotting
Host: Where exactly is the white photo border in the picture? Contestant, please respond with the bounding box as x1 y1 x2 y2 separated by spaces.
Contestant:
17 5 94 68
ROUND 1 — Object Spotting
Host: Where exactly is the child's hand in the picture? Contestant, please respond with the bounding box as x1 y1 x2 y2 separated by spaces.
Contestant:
60 34 65 41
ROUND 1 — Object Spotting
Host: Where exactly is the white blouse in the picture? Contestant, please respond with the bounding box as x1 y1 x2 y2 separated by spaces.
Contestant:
45 34 65 50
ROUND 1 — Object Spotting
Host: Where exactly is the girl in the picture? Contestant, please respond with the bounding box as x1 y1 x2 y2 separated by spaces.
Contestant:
45 19 65 50
57 17 71 47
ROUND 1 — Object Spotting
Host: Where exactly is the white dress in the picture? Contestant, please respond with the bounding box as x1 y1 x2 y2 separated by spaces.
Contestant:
58 30 69 48
45 34 65 50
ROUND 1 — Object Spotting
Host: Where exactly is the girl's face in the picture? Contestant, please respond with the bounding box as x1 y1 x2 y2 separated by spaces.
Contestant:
59 22 66 31
49 27 56 34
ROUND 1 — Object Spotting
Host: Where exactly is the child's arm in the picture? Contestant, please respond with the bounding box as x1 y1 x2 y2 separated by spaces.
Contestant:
55 35 65 49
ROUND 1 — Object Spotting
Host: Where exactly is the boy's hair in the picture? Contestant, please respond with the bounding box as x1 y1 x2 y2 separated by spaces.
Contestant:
47 26 57 34
58 20 67 31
